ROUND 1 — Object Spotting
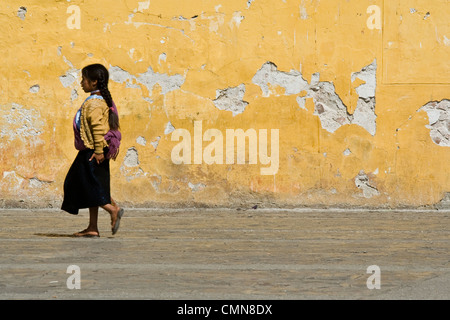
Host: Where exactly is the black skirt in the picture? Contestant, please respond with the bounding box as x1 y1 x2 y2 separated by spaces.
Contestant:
61 148 111 215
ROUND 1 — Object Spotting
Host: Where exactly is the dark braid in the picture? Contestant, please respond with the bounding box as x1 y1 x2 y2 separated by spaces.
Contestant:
82 64 120 131
98 76 113 108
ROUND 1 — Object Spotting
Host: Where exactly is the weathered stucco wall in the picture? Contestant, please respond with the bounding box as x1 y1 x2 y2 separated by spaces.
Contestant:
0 0 449 209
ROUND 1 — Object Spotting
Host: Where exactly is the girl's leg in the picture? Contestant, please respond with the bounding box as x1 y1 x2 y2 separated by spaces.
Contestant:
74 207 100 237
101 199 121 230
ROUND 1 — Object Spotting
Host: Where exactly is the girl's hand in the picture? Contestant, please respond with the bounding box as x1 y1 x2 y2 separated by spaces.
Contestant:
89 152 105 164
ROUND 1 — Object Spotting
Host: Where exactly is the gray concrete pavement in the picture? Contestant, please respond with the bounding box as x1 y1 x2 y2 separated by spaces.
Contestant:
0 208 449 300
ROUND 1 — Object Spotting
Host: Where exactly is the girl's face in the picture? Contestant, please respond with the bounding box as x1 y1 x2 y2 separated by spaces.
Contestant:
80 75 98 93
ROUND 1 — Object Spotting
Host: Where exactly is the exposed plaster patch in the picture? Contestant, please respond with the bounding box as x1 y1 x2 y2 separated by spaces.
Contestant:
296 96 307 110
109 66 185 94
128 48 135 59
137 1 150 12
150 174 162 191
252 62 309 97
213 84 249 116
143 97 153 104
310 81 352 133
350 60 378 136
158 53 167 65
254 60 378 135
17 7 27 20
103 23 112 33
136 136 147 146
29 85 40 93
58 54 81 100
188 182 206 192
351 60 377 100
0 103 44 141
123 147 140 167
120 147 146 181
444 35 450 46
299 1 309 20
109 66 139 88
151 136 161 150
175 16 189 21
247 0 255 9
0 173 50 194
202 12 225 33
29 177 53 188
164 122 175 135
138 67 185 94
310 73 320 85
343 148 352 156
436 192 450 210
229 12 244 29
71 89 78 101
2 171 24 192
62 55 75 69
354 170 380 198
352 97 377 136
419 99 450 147
59 71 78 88
3 171 23 181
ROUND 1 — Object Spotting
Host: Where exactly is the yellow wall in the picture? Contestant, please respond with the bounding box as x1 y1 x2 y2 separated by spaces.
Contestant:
0 0 448 208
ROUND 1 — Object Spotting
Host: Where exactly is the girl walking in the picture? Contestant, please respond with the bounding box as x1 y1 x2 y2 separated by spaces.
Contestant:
61 63 124 237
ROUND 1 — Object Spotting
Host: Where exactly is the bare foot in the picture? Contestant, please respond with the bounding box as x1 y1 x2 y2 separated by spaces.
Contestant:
110 207 120 229
73 229 100 237
111 207 124 235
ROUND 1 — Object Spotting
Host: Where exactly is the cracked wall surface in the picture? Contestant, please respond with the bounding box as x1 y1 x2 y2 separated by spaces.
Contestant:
213 84 249 116
419 100 449 147
0 0 449 209
253 60 378 135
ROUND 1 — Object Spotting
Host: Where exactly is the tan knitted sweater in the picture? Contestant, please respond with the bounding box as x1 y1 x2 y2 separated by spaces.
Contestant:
79 97 109 154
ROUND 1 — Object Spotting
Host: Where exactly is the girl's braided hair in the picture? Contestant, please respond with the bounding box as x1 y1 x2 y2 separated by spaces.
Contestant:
82 64 120 131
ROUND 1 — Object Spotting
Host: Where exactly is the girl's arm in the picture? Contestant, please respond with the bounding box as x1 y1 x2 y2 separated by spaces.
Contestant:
86 103 108 157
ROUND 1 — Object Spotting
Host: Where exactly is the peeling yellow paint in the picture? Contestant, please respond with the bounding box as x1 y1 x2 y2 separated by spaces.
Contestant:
0 0 448 209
